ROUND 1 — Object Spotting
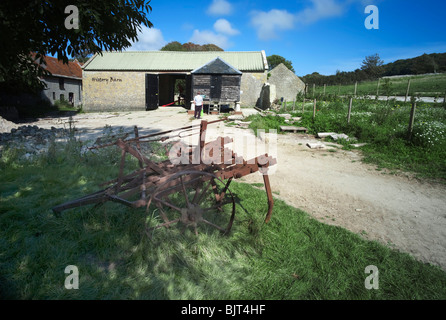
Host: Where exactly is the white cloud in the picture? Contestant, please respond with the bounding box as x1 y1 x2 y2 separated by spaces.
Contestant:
190 29 231 49
295 0 345 25
213 19 239 35
250 1 348 40
128 27 167 51
207 0 233 16
250 9 295 40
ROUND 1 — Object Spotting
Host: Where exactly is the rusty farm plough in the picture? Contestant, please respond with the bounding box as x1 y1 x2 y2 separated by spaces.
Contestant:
52 119 276 235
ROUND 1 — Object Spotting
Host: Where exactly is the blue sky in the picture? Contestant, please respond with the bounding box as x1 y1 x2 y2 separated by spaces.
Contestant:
127 0 446 76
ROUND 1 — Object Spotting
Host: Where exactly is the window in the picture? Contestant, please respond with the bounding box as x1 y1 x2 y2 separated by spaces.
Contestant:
59 78 65 90
52 92 56 100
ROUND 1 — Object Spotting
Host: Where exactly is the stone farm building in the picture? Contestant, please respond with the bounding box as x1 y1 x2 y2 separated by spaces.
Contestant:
40 55 83 107
81 51 269 111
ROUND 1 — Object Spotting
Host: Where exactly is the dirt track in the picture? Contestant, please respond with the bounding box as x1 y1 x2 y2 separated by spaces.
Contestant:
28 107 446 271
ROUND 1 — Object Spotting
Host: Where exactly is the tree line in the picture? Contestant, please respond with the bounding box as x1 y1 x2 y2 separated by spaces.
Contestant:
302 52 446 87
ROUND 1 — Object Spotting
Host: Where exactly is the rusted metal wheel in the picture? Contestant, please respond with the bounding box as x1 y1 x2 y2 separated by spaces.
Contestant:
146 170 236 235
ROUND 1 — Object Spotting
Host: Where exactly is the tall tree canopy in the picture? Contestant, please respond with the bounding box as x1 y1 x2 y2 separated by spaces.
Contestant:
267 55 295 73
161 41 223 52
0 0 153 92
360 53 384 79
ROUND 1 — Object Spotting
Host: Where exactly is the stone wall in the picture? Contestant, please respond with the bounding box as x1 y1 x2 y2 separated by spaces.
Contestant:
83 71 146 112
267 63 305 102
240 72 267 107
83 70 267 111
41 76 82 107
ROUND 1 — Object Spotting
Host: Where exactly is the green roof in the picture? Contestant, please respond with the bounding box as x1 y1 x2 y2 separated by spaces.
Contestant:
83 51 267 72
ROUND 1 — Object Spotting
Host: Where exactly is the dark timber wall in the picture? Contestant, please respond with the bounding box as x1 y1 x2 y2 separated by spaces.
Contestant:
191 57 242 103
192 74 241 102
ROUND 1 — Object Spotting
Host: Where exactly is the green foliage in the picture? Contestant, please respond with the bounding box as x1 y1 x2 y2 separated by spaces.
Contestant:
302 52 446 87
248 99 446 180
361 53 384 79
161 41 223 52
0 0 153 92
312 73 446 98
267 55 295 73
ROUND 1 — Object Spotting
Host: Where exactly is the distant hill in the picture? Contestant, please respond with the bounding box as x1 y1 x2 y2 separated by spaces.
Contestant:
303 52 446 86
383 53 446 76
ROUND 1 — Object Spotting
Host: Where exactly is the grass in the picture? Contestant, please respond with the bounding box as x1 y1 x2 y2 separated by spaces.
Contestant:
1 135 446 299
312 73 446 98
246 98 446 181
14 100 83 119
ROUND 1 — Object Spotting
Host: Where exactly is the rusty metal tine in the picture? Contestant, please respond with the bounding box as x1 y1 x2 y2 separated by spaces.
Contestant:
179 175 190 208
263 174 274 223
116 148 127 192
201 219 226 233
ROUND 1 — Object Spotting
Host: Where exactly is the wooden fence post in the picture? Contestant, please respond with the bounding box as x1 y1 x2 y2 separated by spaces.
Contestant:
347 97 353 124
354 81 358 96
302 98 305 114
293 99 295 111
376 78 380 97
313 99 317 118
405 79 411 102
407 102 416 141
323 84 326 96
313 84 315 98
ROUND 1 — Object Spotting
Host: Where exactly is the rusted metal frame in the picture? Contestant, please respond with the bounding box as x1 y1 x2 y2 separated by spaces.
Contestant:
133 126 144 169
88 119 227 152
149 170 236 234
115 139 166 176
262 174 274 223
100 166 147 187
52 189 111 214
115 148 128 193
119 118 227 146
112 163 210 203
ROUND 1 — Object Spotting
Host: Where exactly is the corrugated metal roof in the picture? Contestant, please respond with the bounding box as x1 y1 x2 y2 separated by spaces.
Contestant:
83 51 267 72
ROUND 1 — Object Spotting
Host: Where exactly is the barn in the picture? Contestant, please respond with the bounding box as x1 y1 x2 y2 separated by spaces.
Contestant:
191 57 242 110
81 51 268 112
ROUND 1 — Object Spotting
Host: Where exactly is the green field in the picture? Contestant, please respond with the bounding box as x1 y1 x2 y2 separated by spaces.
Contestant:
311 73 446 98
247 98 446 181
1 134 446 300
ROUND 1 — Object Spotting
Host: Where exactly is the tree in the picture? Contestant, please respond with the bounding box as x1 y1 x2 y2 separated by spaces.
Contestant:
70 49 94 63
360 53 384 79
160 41 185 51
0 0 153 93
267 55 295 73
161 41 223 52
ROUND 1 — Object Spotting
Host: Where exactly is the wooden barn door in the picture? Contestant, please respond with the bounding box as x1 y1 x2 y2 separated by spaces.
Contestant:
210 75 222 100
185 74 192 108
146 73 159 110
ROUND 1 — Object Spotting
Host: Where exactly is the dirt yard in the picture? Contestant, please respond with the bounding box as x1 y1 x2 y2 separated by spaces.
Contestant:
27 107 446 271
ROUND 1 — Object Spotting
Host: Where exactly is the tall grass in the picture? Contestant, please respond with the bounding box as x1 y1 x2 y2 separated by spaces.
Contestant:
247 98 446 180
1 133 446 299
313 73 446 98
